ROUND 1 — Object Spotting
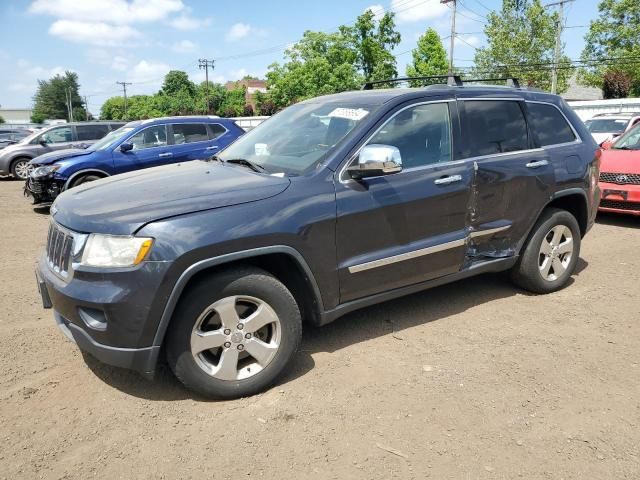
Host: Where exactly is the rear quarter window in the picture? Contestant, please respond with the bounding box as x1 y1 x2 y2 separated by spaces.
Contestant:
527 103 576 146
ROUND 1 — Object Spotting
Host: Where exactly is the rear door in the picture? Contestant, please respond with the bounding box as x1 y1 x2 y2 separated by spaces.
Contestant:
167 123 215 163
334 98 473 302
112 124 170 174
458 98 555 258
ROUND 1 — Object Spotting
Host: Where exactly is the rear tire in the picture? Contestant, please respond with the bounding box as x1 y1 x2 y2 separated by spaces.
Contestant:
511 208 581 294
11 158 32 180
166 266 302 399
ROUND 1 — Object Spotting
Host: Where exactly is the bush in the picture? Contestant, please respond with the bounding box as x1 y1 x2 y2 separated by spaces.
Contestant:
0 115 5 124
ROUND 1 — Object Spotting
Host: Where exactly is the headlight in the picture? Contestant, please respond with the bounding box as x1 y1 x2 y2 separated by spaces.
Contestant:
81 234 154 267
31 164 61 178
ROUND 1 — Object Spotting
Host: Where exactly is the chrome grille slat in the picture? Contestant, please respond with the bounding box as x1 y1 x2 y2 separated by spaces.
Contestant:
46 222 75 277
599 172 640 185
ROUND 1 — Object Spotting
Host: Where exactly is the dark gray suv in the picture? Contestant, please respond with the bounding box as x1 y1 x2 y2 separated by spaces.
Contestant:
0 121 124 179
35 77 600 399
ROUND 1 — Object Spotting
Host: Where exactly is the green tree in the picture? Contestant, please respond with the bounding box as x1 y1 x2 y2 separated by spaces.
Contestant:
266 30 361 107
405 28 448 86
342 9 401 82
219 86 247 117
32 70 88 121
160 70 196 97
580 0 640 97
100 96 125 120
473 0 571 92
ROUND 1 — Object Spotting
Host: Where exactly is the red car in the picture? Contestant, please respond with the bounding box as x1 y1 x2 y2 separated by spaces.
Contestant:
599 123 640 216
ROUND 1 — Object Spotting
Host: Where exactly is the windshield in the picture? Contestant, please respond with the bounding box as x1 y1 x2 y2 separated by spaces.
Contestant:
218 102 378 176
88 126 135 151
585 118 628 134
612 123 640 150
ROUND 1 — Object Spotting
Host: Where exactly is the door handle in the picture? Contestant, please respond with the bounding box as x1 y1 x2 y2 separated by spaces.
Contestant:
525 159 549 168
206 146 219 151
158 152 173 158
434 174 462 185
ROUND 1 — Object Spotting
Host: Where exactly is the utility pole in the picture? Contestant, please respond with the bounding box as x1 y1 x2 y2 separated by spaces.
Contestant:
116 81 132 119
198 58 215 114
441 0 457 74
83 96 89 121
64 88 73 122
546 0 574 94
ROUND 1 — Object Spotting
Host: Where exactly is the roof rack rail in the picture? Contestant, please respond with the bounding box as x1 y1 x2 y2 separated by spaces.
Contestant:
460 77 521 88
361 75 463 90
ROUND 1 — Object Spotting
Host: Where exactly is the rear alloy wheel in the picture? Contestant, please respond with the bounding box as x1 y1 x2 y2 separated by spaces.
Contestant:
166 267 302 399
11 158 32 180
511 207 581 294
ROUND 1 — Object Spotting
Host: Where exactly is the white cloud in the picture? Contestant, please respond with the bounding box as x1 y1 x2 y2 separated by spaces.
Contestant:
169 14 211 31
8 63 69 92
111 55 130 71
365 4 385 19
391 0 450 23
29 0 184 24
49 20 141 46
226 23 251 41
127 60 171 85
455 35 481 47
171 39 197 53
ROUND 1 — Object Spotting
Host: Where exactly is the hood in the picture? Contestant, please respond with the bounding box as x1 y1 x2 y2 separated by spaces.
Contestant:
30 148 92 166
600 148 640 174
52 160 291 235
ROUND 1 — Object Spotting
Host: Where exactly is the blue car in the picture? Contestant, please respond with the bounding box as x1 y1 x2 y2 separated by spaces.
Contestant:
25 116 245 205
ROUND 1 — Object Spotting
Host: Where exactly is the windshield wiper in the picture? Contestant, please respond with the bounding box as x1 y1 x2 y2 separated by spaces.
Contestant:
224 158 267 173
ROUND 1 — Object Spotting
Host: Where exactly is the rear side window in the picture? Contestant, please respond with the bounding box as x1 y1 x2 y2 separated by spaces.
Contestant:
172 123 209 144
208 123 227 140
464 100 529 156
76 124 110 141
527 103 576 146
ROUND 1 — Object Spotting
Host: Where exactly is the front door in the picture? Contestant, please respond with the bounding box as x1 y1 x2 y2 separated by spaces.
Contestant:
334 100 473 303
112 124 170 174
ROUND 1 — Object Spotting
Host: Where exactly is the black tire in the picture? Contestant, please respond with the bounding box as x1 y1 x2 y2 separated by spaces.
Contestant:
511 207 581 294
10 157 32 180
166 266 302 399
71 174 102 188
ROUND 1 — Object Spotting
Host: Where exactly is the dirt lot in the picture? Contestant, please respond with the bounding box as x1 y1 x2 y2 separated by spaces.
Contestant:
0 178 639 480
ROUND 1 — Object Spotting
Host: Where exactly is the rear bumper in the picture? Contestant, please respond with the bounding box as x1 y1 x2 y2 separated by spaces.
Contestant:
598 181 640 216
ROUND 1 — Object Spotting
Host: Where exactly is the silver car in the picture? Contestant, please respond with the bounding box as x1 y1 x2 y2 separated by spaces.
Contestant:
0 122 124 179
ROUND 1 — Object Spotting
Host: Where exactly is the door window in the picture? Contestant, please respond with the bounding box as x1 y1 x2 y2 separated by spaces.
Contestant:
41 126 73 144
171 123 208 144
208 124 227 140
128 125 167 150
464 100 529 156
365 102 452 169
76 124 110 141
527 103 576 146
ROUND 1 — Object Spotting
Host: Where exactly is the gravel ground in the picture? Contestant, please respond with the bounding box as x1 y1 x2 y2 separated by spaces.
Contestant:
0 177 639 480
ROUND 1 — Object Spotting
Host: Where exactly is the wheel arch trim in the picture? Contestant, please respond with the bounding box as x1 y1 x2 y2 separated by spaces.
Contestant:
151 246 324 350
64 169 110 189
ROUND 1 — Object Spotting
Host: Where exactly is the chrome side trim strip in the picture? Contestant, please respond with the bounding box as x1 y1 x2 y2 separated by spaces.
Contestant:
348 238 466 273
348 225 511 274
468 225 511 238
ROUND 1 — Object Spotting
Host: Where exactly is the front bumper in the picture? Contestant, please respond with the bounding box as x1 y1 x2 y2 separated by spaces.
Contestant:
24 176 62 205
36 252 172 376
598 181 640 216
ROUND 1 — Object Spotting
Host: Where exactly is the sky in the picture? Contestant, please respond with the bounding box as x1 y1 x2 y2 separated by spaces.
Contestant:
0 0 600 116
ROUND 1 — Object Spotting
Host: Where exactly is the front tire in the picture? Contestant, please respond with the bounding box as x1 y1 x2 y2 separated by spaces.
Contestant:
70 174 102 188
166 267 302 399
511 208 581 294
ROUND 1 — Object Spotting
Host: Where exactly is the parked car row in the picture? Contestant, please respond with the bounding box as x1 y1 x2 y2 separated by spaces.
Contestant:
0 128 35 149
584 112 640 145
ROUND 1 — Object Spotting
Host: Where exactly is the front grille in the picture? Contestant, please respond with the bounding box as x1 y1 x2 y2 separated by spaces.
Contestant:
46 222 75 276
600 199 640 212
599 172 640 185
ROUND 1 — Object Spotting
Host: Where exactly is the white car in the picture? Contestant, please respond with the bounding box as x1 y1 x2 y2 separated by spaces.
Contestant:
584 113 640 145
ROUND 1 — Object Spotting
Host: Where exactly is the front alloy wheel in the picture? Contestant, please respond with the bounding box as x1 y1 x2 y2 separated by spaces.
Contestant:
166 267 302 399
12 159 33 180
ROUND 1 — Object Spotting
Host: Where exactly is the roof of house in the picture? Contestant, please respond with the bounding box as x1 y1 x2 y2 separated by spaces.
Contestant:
561 73 603 101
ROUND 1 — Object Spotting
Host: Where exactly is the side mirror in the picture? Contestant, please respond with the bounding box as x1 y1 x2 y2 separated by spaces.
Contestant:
39 139 48 146
120 142 133 153
346 144 403 180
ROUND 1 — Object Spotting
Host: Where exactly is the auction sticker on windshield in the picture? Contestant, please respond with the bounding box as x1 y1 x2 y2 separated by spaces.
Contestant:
328 108 369 121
